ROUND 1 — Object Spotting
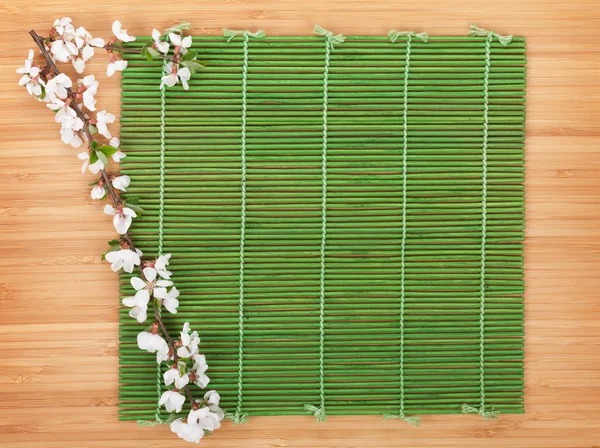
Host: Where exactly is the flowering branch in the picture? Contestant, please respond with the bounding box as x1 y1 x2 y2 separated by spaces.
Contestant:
20 18 220 444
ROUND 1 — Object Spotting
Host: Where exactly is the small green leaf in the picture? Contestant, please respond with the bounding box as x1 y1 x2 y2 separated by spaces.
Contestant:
90 140 100 150
88 180 99 186
124 195 139 204
89 151 98 164
89 124 98 135
98 145 118 158
146 47 160 59
108 239 121 247
125 202 144 214
180 59 204 73
140 46 152 61
95 150 109 166
181 49 197 61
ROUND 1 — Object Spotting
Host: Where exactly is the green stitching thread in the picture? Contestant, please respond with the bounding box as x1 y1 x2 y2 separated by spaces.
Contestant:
223 28 265 426
223 28 265 42
302 25 344 423
469 24 513 47
388 30 428 44
157 59 167 257
462 25 512 421
383 30 427 427
137 60 169 426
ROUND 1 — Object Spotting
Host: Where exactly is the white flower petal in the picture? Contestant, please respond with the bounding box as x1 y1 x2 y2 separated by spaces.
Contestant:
130 276 146 291
143 267 157 283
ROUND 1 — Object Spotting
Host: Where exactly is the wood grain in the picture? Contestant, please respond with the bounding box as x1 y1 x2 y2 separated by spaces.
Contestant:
1 0 599 447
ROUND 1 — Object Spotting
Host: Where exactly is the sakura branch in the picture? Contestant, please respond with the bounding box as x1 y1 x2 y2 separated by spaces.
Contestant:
19 17 220 444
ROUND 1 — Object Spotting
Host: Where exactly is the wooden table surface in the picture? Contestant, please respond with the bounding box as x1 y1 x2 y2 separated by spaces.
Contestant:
1 1 599 447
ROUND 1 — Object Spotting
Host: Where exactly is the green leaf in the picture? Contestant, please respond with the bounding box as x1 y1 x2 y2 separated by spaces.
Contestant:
88 180 99 186
181 49 197 61
108 239 121 247
124 195 140 204
125 202 144 214
146 47 160 59
98 145 118 158
90 140 100 150
89 124 98 135
180 59 204 73
95 150 109 167
140 46 153 61
89 151 98 164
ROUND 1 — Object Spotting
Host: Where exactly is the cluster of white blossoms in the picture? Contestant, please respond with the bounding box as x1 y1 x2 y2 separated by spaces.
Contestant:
19 18 220 444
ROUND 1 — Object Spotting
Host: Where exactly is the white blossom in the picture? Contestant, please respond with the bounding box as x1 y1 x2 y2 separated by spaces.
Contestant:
79 75 99 111
164 365 190 389
159 390 185 413
170 418 204 444
204 390 220 406
105 248 142 273
107 59 128 77
161 62 191 90
109 137 126 162
191 354 210 388
50 17 78 62
155 253 172 279
112 20 136 42
72 26 105 73
112 175 130 191
168 32 192 53
192 406 222 432
53 17 73 35
46 99 76 123
104 203 137 234
130 267 174 300
122 287 149 322
137 331 169 360
178 322 200 358
17 49 46 100
77 151 104 174
95 110 115 139
59 116 84 148
90 184 106 199
162 286 180 314
46 73 72 101
152 28 170 53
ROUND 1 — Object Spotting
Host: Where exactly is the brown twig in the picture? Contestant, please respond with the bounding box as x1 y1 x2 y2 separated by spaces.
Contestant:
104 43 175 61
28 28 196 410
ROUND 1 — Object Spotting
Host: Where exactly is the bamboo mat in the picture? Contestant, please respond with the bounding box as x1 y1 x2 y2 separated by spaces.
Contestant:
118 34 526 421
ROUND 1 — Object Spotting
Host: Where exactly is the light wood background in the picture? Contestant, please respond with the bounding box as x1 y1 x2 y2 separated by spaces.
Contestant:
1 0 599 447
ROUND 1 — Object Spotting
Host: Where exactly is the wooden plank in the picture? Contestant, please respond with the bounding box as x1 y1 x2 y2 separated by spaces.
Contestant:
0 0 599 446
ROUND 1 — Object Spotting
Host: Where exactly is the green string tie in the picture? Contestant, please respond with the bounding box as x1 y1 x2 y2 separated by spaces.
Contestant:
137 412 177 426
468 24 513 46
462 404 500 420
388 30 428 43
461 24 503 422
302 25 344 424
383 412 421 426
303 404 327 423
313 25 345 50
140 59 170 427
222 28 265 42
224 411 249 425
382 29 425 427
223 27 265 426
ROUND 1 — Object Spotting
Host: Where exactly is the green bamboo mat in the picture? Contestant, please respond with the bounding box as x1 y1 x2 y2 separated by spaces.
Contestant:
118 34 526 422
